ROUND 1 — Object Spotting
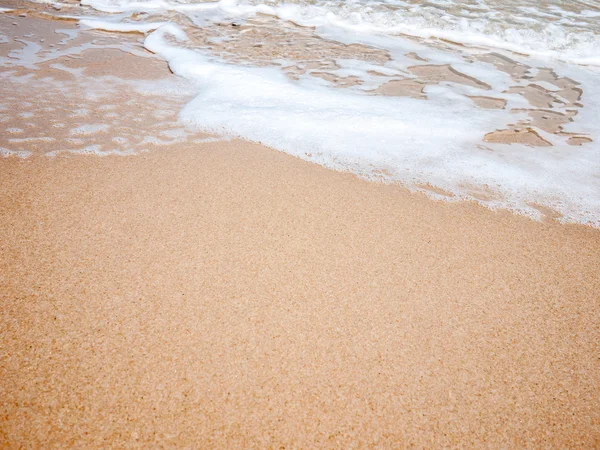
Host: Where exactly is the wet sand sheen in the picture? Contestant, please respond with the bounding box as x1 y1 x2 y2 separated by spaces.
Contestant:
1 143 600 447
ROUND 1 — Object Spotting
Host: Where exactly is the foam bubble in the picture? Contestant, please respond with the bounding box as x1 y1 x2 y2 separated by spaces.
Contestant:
8 136 55 143
0 147 32 158
80 18 168 33
69 124 109 135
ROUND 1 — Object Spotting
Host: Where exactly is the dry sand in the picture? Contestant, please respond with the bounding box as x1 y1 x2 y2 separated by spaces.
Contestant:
2 142 600 448
1 8 600 449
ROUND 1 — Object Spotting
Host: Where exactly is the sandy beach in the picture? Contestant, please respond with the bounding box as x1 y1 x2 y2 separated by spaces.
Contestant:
2 6 600 449
2 139 600 447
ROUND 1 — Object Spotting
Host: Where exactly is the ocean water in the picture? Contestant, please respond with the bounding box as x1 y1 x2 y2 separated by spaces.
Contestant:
3 0 600 225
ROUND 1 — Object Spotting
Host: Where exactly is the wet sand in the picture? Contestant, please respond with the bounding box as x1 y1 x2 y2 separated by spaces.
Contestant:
1 8 600 449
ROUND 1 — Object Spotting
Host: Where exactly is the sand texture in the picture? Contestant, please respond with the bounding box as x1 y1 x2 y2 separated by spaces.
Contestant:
1 8 600 449
2 143 600 448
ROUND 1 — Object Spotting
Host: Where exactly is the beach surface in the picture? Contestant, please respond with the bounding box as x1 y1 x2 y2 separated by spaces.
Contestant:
2 138 600 448
1 8 600 449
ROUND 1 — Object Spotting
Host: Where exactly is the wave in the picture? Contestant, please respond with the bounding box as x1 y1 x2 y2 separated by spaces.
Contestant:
81 0 600 65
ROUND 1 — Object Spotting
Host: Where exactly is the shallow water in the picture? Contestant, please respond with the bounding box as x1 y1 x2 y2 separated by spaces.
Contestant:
228 0 600 64
2 0 600 225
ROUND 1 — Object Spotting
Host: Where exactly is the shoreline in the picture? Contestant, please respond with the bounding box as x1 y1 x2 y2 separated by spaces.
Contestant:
2 6 599 226
1 7 600 448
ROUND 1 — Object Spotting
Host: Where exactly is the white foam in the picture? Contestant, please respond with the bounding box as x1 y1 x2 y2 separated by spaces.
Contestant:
8 0 599 224
71 145 132 155
0 147 32 158
0 22 150 73
143 24 600 226
81 0 219 13
80 0 600 65
139 133 185 145
50 63 85 77
159 128 188 138
70 124 109 135
80 18 168 33
112 136 128 144
46 145 136 156
8 136 55 143
191 136 230 144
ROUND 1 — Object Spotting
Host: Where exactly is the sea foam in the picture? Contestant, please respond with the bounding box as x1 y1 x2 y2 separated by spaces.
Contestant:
136 23 600 225
71 0 600 225
81 0 600 65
